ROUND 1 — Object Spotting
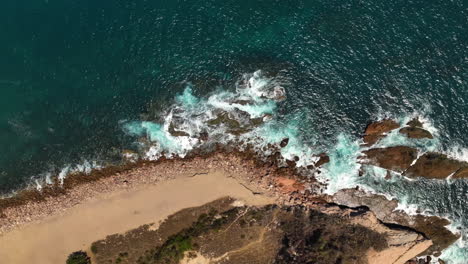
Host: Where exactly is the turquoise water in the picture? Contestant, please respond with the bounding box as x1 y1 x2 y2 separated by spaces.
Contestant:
1 0 467 262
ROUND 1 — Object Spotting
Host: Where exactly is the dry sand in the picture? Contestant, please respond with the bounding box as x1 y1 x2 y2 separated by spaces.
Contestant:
0 170 274 264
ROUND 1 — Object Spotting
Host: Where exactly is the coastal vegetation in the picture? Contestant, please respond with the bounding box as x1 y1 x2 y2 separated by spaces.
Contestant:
66 251 91 264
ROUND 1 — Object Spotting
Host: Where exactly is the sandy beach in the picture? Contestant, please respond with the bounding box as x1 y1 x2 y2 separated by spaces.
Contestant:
0 168 274 264
0 153 288 264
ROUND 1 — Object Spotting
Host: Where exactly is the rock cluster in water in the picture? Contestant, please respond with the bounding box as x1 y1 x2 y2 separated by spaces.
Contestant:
361 118 468 179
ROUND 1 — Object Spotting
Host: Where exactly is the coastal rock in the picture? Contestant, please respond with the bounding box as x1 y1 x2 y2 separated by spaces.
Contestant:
264 86 286 101
207 109 268 136
404 152 468 179
207 111 245 135
275 177 305 193
362 146 418 172
314 153 330 168
399 127 433 139
168 122 190 137
330 189 459 255
407 118 424 128
454 167 468 179
121 149 139 162
365 119 401 135
363 119 400 146
279 138 289 148
360 212 432 264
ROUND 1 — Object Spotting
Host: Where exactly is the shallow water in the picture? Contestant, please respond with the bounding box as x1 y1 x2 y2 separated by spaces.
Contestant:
1 0 467 262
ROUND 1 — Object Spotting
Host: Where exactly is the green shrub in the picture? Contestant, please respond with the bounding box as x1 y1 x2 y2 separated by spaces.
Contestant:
66 251 91 264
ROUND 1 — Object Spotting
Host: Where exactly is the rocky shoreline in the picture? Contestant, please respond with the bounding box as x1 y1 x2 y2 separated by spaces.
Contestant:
0 117 465 263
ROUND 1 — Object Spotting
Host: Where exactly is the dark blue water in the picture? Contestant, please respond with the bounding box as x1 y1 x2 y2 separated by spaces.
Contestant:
1 0 467 261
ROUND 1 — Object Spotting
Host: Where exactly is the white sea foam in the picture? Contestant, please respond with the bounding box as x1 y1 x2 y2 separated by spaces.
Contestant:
317 134 362 194
54 160 102 185
123 70 290 162
57 166 70 184
394 196 421 216
436 239 468 264
446 146 468 162
35 179 42 191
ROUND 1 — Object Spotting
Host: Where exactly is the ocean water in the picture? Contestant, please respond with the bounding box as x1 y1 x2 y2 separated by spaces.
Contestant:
1 0 467 262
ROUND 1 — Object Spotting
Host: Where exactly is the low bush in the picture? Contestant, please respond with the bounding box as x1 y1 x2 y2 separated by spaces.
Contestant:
66 251 91 264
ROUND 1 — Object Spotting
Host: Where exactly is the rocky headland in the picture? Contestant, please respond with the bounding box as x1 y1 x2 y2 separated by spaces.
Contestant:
0 117 464 264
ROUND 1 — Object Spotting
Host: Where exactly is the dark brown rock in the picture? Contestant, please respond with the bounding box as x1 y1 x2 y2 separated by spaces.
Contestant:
363 146 418 172
385 170 392 180
199 131 209 141
330 189 459 256
168 122 190 137
280 138 289 148
454 167 468 179
363 134 386 146
407 118 423 128
399 127 433 139
404 153 468 179
315 153 330 168
363 119 400 146
365 119 400 135
412 214 459 255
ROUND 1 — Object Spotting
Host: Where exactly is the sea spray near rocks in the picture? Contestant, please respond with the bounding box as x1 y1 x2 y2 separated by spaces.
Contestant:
5 69 466 263
117 71 468 263
317 134 362 194
122 71 292 161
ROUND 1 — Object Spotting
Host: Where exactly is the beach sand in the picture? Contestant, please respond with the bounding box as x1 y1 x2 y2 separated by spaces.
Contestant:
0 169 273 264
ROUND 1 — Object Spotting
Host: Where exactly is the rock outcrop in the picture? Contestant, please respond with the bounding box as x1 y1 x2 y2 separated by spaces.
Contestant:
89 198 432 264
314 153 330 168
360 119 468 179
399 118 433 139
363 119 400 146
406 118 424 128
330 189 459 256
404 152 468 179
362 146 418 172
399 127 433 139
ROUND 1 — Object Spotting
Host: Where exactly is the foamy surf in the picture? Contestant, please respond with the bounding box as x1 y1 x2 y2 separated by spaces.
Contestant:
91 72 468 263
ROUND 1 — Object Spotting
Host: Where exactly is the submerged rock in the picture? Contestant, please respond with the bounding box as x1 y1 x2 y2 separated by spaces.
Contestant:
362 146 418 172
206 109 268 136
168 122 190 137
404 153 468 179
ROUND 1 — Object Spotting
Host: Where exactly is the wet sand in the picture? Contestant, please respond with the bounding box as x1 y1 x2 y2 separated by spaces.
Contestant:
0 170 273 264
